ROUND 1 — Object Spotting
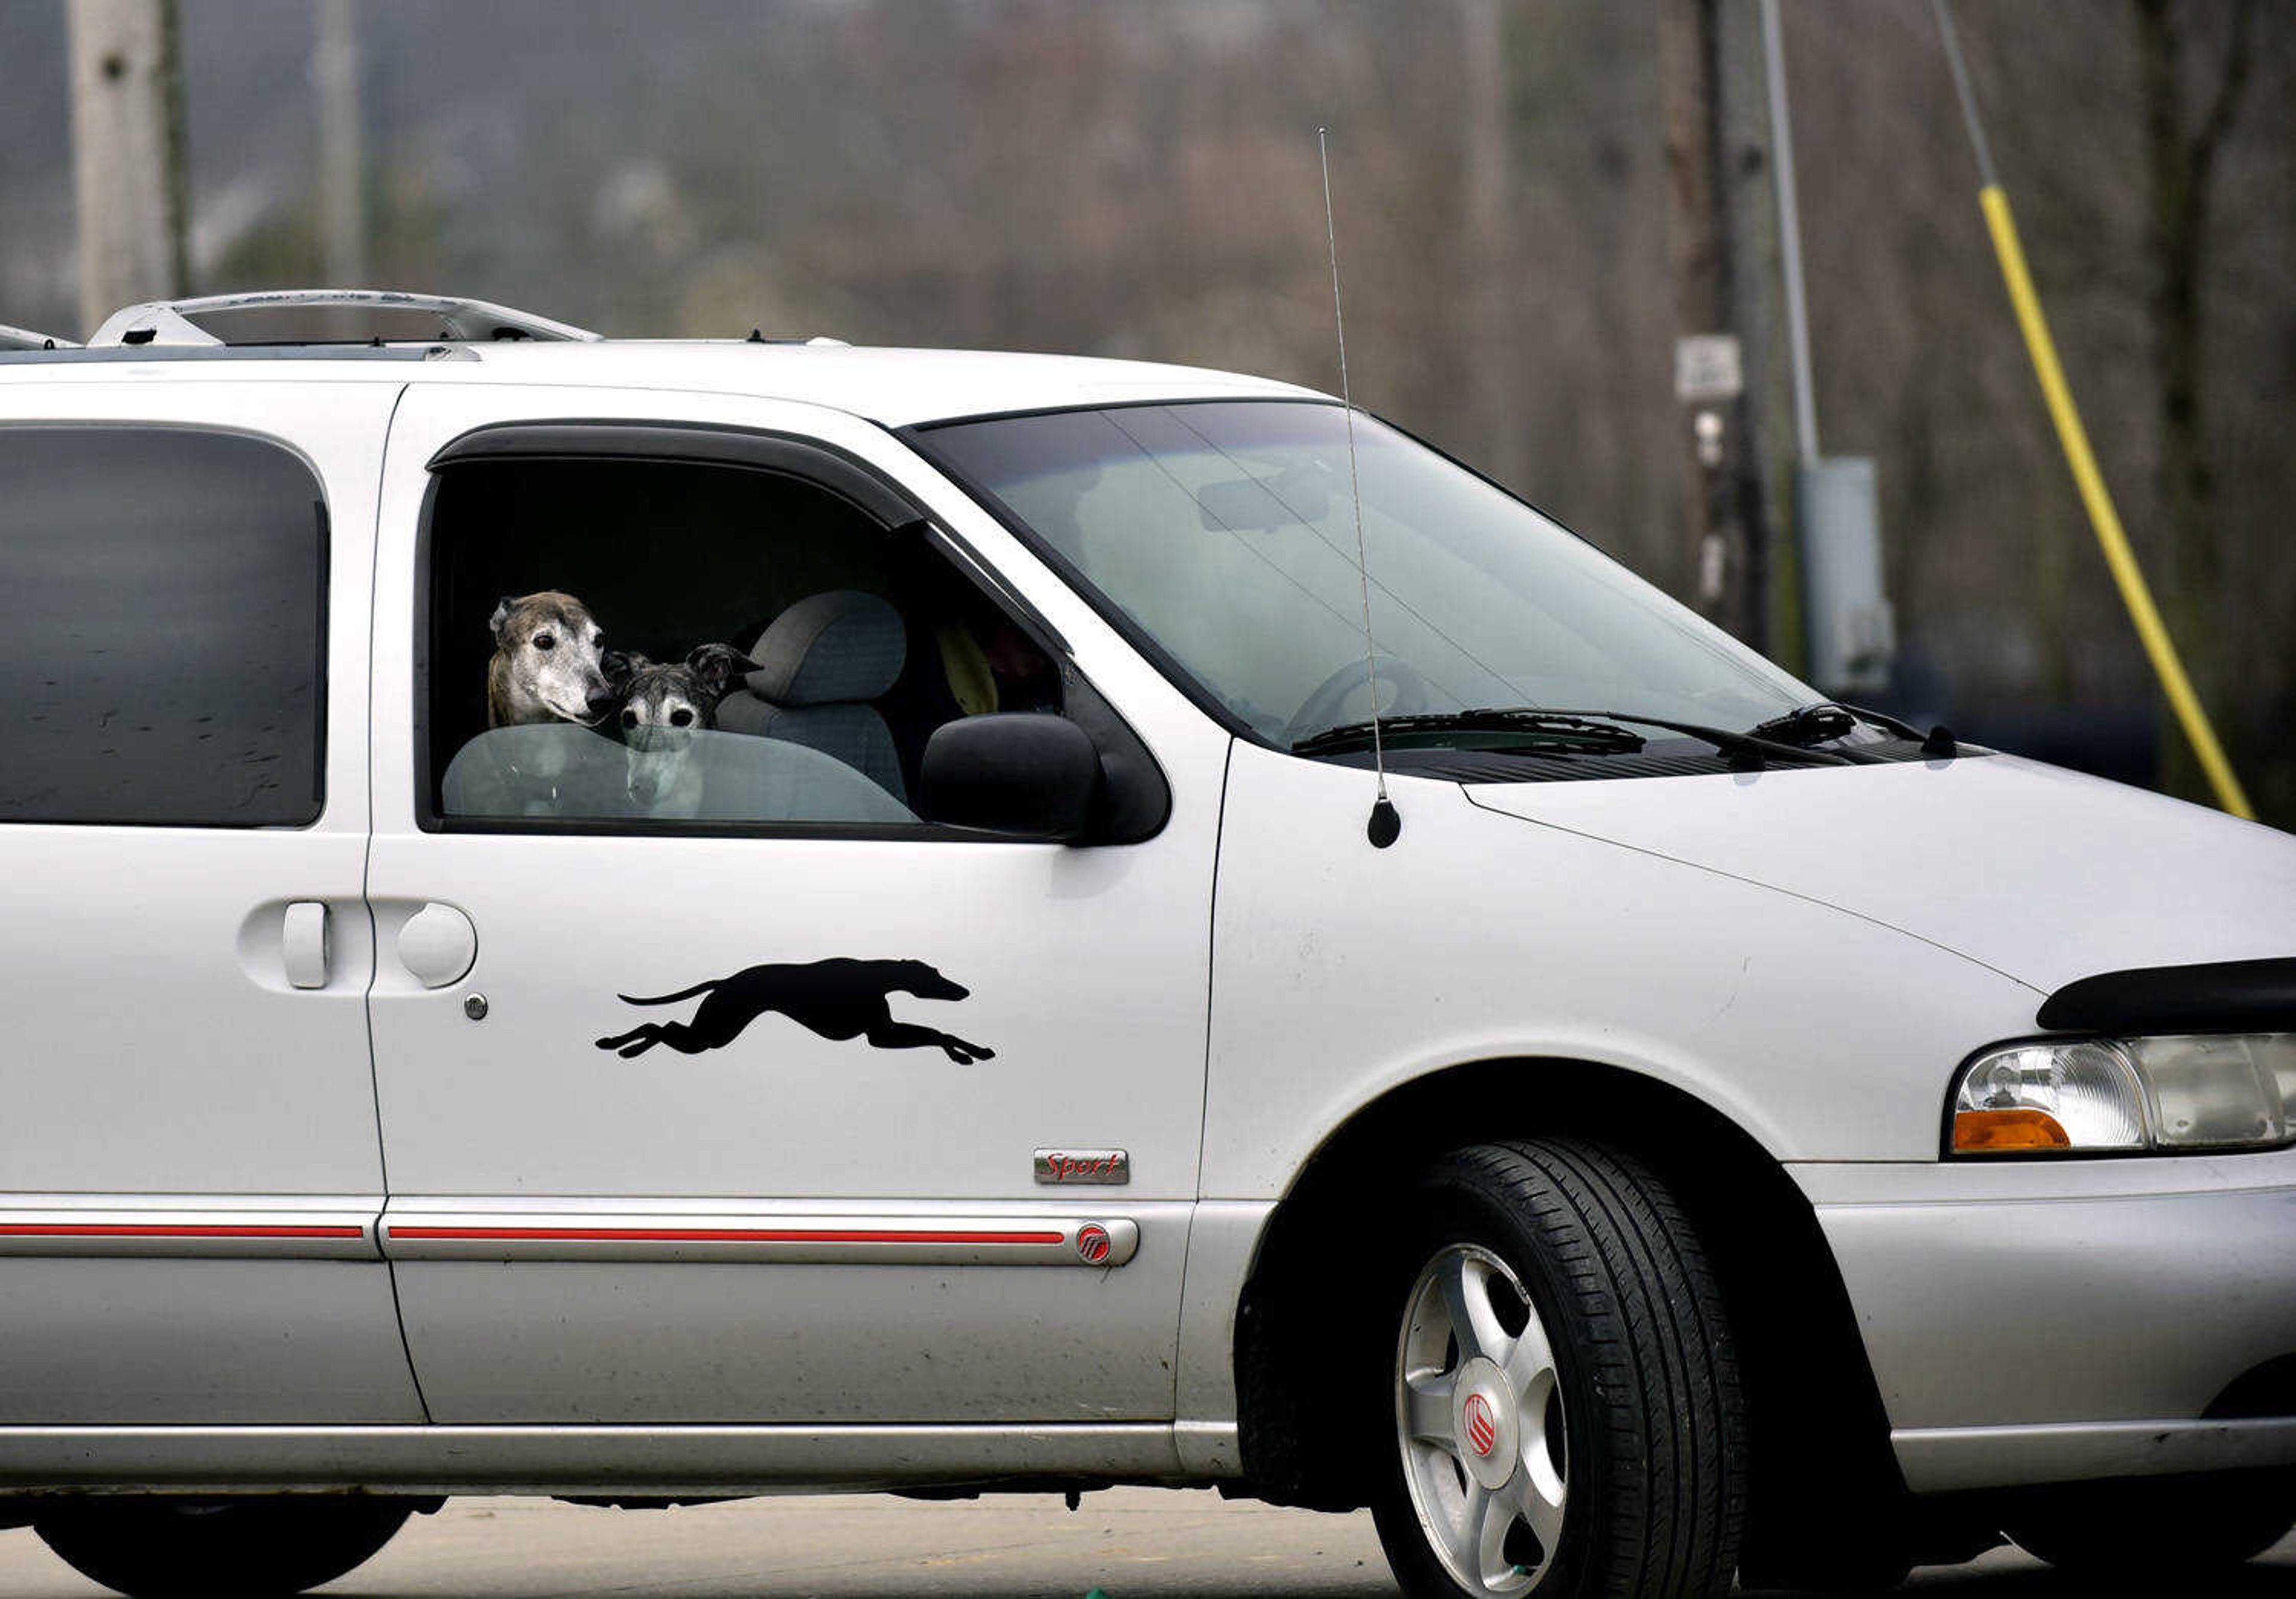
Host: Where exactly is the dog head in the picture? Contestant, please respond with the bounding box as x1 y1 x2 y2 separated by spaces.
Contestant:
884 959 970 1003
488 591 613 726
607 643 758 809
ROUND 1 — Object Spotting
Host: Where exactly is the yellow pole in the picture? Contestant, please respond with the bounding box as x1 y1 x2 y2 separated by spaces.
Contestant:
1977 185 2255 820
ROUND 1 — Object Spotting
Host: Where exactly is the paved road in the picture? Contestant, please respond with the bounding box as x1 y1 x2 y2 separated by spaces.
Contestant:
0 1489 2289 1597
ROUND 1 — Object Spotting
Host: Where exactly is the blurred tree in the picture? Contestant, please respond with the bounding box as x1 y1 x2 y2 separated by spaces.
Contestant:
2134 0 2257 799
1460 0 1520 490
3 0 2290 821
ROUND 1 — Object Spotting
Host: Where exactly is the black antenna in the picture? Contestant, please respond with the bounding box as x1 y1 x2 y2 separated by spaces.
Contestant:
1319 127 1401 850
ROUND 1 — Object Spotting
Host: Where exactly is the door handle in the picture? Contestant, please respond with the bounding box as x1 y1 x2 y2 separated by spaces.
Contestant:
282 901 331 990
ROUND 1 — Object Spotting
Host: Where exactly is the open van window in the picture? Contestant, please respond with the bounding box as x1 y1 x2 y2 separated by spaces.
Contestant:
420 453 1058 829
918 401 1815 755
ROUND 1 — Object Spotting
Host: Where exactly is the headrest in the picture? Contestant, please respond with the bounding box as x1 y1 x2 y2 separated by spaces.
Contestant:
744 590 906 706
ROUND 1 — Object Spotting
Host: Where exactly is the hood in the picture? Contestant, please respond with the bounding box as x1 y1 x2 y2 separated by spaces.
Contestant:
1464 753 2296 994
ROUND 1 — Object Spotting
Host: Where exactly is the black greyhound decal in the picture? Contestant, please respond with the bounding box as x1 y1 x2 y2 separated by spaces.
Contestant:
595 958 995 1063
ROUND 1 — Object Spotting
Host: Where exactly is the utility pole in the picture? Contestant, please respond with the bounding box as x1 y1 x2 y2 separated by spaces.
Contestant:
1658 0 1777 654
1763 0 1893 698
68 0 187 336
1759 0 1818 471
313 0 367 286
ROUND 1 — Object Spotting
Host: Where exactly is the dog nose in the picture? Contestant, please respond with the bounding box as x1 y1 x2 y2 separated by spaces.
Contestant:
585 692 617 720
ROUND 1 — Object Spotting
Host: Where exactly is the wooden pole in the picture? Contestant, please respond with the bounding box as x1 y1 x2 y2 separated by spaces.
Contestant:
313 0 367 286
1660 0 1736 634
68 0 187 337
1659 0 1777 652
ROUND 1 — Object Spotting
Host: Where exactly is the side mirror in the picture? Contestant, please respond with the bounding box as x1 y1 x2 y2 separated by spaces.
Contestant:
921 713 1102 840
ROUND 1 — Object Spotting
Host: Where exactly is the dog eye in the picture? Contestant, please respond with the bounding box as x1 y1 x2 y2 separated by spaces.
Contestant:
620 708 639 729
533 633 556 652
670 708 695 727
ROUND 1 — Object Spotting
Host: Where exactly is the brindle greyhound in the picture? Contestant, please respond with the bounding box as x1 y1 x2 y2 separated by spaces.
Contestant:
596 958 995 1063
487 591 616 727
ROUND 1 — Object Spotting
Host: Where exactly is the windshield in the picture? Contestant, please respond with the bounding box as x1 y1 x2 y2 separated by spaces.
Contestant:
921 402 1813 750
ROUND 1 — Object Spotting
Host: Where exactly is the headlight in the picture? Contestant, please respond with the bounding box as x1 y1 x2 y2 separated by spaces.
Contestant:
1949 1034 2296 1155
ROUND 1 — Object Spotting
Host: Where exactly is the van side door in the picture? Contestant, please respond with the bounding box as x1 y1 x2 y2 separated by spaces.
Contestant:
364 383 1226 1449
0 381 423 1423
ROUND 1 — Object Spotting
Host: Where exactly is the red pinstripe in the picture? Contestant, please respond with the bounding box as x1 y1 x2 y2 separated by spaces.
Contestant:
384 1226 1065 1245
0 1224 364 1239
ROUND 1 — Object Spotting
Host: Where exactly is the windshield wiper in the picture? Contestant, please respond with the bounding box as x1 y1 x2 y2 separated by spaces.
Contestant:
1745 701 1936 758
1745 702 1861 747
1290 708 1647 757
1750 700 1932 744
1292 705 1855 768
1568 709 1857 768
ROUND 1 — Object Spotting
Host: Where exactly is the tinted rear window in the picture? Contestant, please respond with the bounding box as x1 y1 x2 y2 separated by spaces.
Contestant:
0 427 327 826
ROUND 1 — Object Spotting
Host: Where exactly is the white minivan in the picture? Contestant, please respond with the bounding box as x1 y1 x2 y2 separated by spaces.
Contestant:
1 290 2291 1599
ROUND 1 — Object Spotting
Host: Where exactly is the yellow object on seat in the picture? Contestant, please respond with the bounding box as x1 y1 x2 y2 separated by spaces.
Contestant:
938 623 999 717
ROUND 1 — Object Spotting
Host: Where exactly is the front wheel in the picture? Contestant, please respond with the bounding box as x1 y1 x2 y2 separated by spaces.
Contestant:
1370 1139 1747 1598
34 1495 418 1598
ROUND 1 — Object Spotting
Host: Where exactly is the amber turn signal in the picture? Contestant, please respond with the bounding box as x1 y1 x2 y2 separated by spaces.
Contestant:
1952 1108 2073 1152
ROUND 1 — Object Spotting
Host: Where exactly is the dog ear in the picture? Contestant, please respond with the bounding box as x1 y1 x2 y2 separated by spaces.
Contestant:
601 649 643 694
686 643 760 699
488 595 521 645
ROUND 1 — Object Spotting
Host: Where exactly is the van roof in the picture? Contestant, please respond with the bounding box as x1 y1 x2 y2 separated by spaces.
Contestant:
0 336 1327 429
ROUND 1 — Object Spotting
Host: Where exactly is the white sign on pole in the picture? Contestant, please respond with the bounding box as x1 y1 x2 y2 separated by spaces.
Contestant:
1674 334 1744 403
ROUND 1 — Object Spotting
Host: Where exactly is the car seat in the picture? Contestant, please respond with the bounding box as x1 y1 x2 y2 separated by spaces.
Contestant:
717 589 909 803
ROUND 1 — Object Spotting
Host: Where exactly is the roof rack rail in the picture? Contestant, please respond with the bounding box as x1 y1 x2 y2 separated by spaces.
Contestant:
87 289 601 348
0 323 80 351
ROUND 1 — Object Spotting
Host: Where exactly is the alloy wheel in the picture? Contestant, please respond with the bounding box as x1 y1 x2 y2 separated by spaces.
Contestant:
1394 1242 1569 1595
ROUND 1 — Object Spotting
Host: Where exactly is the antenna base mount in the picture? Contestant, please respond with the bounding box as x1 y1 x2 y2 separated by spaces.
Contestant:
1367 797 1402 849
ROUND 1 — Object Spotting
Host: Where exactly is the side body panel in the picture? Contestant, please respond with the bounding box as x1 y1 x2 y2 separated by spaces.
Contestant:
365 383 1230 1423
1206 745 2296 1494
1204 742 2048 1199
0 381 422 1423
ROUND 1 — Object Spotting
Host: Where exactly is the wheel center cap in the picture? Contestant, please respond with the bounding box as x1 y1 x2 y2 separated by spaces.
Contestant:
1453 1356 1519 1490
1463 1392 1498 1457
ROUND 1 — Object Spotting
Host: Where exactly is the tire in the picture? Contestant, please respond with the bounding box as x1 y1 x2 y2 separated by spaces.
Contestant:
2007 1471 2295 1579
33 1496 417 1598
1369 1138 1747 1599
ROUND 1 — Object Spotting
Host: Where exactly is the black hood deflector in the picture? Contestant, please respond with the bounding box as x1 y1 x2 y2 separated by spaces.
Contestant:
2037 958 2296 1034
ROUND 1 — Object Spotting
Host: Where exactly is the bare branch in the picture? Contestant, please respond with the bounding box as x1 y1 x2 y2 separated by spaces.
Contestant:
2188 0 2257 187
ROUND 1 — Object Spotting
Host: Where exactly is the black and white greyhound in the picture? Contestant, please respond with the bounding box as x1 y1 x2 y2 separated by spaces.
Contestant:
596 958 996 1063
602 643 756 814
